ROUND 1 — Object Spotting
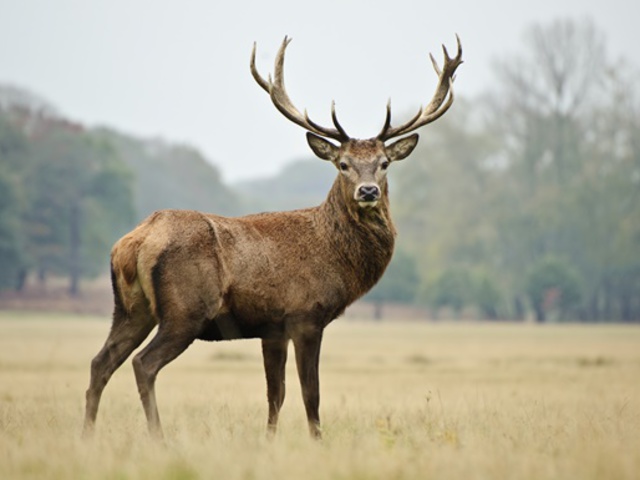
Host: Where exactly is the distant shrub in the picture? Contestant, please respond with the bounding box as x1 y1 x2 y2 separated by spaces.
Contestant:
424 267 473 317
423 267 505 320
525 256 583 322
471 271 503 320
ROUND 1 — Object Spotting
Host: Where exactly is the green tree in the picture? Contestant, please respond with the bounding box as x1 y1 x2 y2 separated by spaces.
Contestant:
471 270 503 320
423 267 473 318
0 113 30 289
28 124 134 294
392 98 503 317
0 168 25 289
485 18 640 321
0 100 136 295
525 256 582 322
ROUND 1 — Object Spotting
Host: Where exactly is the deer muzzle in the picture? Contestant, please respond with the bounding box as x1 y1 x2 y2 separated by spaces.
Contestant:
355 183 381 207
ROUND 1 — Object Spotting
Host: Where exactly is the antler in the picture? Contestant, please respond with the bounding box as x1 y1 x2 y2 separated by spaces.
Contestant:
251 36 350 142
377 35 463 141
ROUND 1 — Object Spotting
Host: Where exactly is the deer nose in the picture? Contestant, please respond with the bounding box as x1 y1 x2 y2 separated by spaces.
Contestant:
357 184 381 202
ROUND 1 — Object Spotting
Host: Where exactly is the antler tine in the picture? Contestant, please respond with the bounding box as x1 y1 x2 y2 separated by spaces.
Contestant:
269 37 308 128
377 99 424 140
330 101 349 140
304 100 349 140
252 37 349 142
250 42 271 93
429 53 442 76
378 100 392 139
378 35 463 141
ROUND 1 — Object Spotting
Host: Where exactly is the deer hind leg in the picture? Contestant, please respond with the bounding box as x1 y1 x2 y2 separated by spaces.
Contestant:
83 305 155 438
131 321 198 440
261 337 289 437
292 327 324 439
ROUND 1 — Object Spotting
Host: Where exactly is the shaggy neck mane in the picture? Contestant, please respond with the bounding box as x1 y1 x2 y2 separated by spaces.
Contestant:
319 176 396 298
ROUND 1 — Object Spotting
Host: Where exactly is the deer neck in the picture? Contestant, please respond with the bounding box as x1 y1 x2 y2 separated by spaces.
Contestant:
320 176 396 296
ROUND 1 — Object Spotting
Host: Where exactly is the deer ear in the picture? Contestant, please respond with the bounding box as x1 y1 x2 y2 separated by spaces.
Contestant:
307 132 340 161
386 134 419 161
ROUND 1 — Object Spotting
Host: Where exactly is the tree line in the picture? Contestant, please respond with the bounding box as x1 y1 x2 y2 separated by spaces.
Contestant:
390 19 640 322
0 104 134 294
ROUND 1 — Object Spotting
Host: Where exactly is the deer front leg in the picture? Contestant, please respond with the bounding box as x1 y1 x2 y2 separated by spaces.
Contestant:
292 327 323 439
262 337 289 437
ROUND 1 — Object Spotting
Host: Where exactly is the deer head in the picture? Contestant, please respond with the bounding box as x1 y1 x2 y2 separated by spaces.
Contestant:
251 36 463 209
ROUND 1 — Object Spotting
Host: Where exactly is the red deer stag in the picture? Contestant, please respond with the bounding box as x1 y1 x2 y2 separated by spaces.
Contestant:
83 36 462 440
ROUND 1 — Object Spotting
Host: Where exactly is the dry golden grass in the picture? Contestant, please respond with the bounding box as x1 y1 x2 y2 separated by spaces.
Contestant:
0 311 639 480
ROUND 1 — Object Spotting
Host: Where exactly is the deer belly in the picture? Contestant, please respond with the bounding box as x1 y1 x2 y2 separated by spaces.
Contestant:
197 313 285 341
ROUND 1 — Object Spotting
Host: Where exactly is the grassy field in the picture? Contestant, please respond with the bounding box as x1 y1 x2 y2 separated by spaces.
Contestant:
0 311 639 480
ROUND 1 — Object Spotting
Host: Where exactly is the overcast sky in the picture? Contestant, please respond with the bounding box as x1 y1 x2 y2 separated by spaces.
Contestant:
1 0 638 182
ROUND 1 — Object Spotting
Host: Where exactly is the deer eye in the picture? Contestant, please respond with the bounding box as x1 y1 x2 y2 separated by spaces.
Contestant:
339 162 349 171
380 160 390 170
